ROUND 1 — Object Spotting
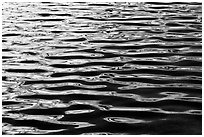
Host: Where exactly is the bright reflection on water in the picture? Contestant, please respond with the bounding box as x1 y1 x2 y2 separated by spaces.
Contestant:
2 2 202 135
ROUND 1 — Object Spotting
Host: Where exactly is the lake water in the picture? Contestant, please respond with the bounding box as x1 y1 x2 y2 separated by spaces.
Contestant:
2 2 202 135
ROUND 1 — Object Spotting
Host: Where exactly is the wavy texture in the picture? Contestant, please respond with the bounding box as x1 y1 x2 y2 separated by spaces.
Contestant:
2 2 202 135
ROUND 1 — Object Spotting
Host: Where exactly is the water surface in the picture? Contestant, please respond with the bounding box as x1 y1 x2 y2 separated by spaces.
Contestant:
2 2 202 135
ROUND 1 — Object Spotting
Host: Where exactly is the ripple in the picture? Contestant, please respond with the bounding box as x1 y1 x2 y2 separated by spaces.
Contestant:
65 109 95 114
2 2 202 135
104 117 151 124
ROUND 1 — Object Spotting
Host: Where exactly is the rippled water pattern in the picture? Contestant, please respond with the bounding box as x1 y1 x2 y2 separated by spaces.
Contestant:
2 2 202 135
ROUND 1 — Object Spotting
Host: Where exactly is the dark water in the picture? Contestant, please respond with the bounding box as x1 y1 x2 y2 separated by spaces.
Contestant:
2 2 202 135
